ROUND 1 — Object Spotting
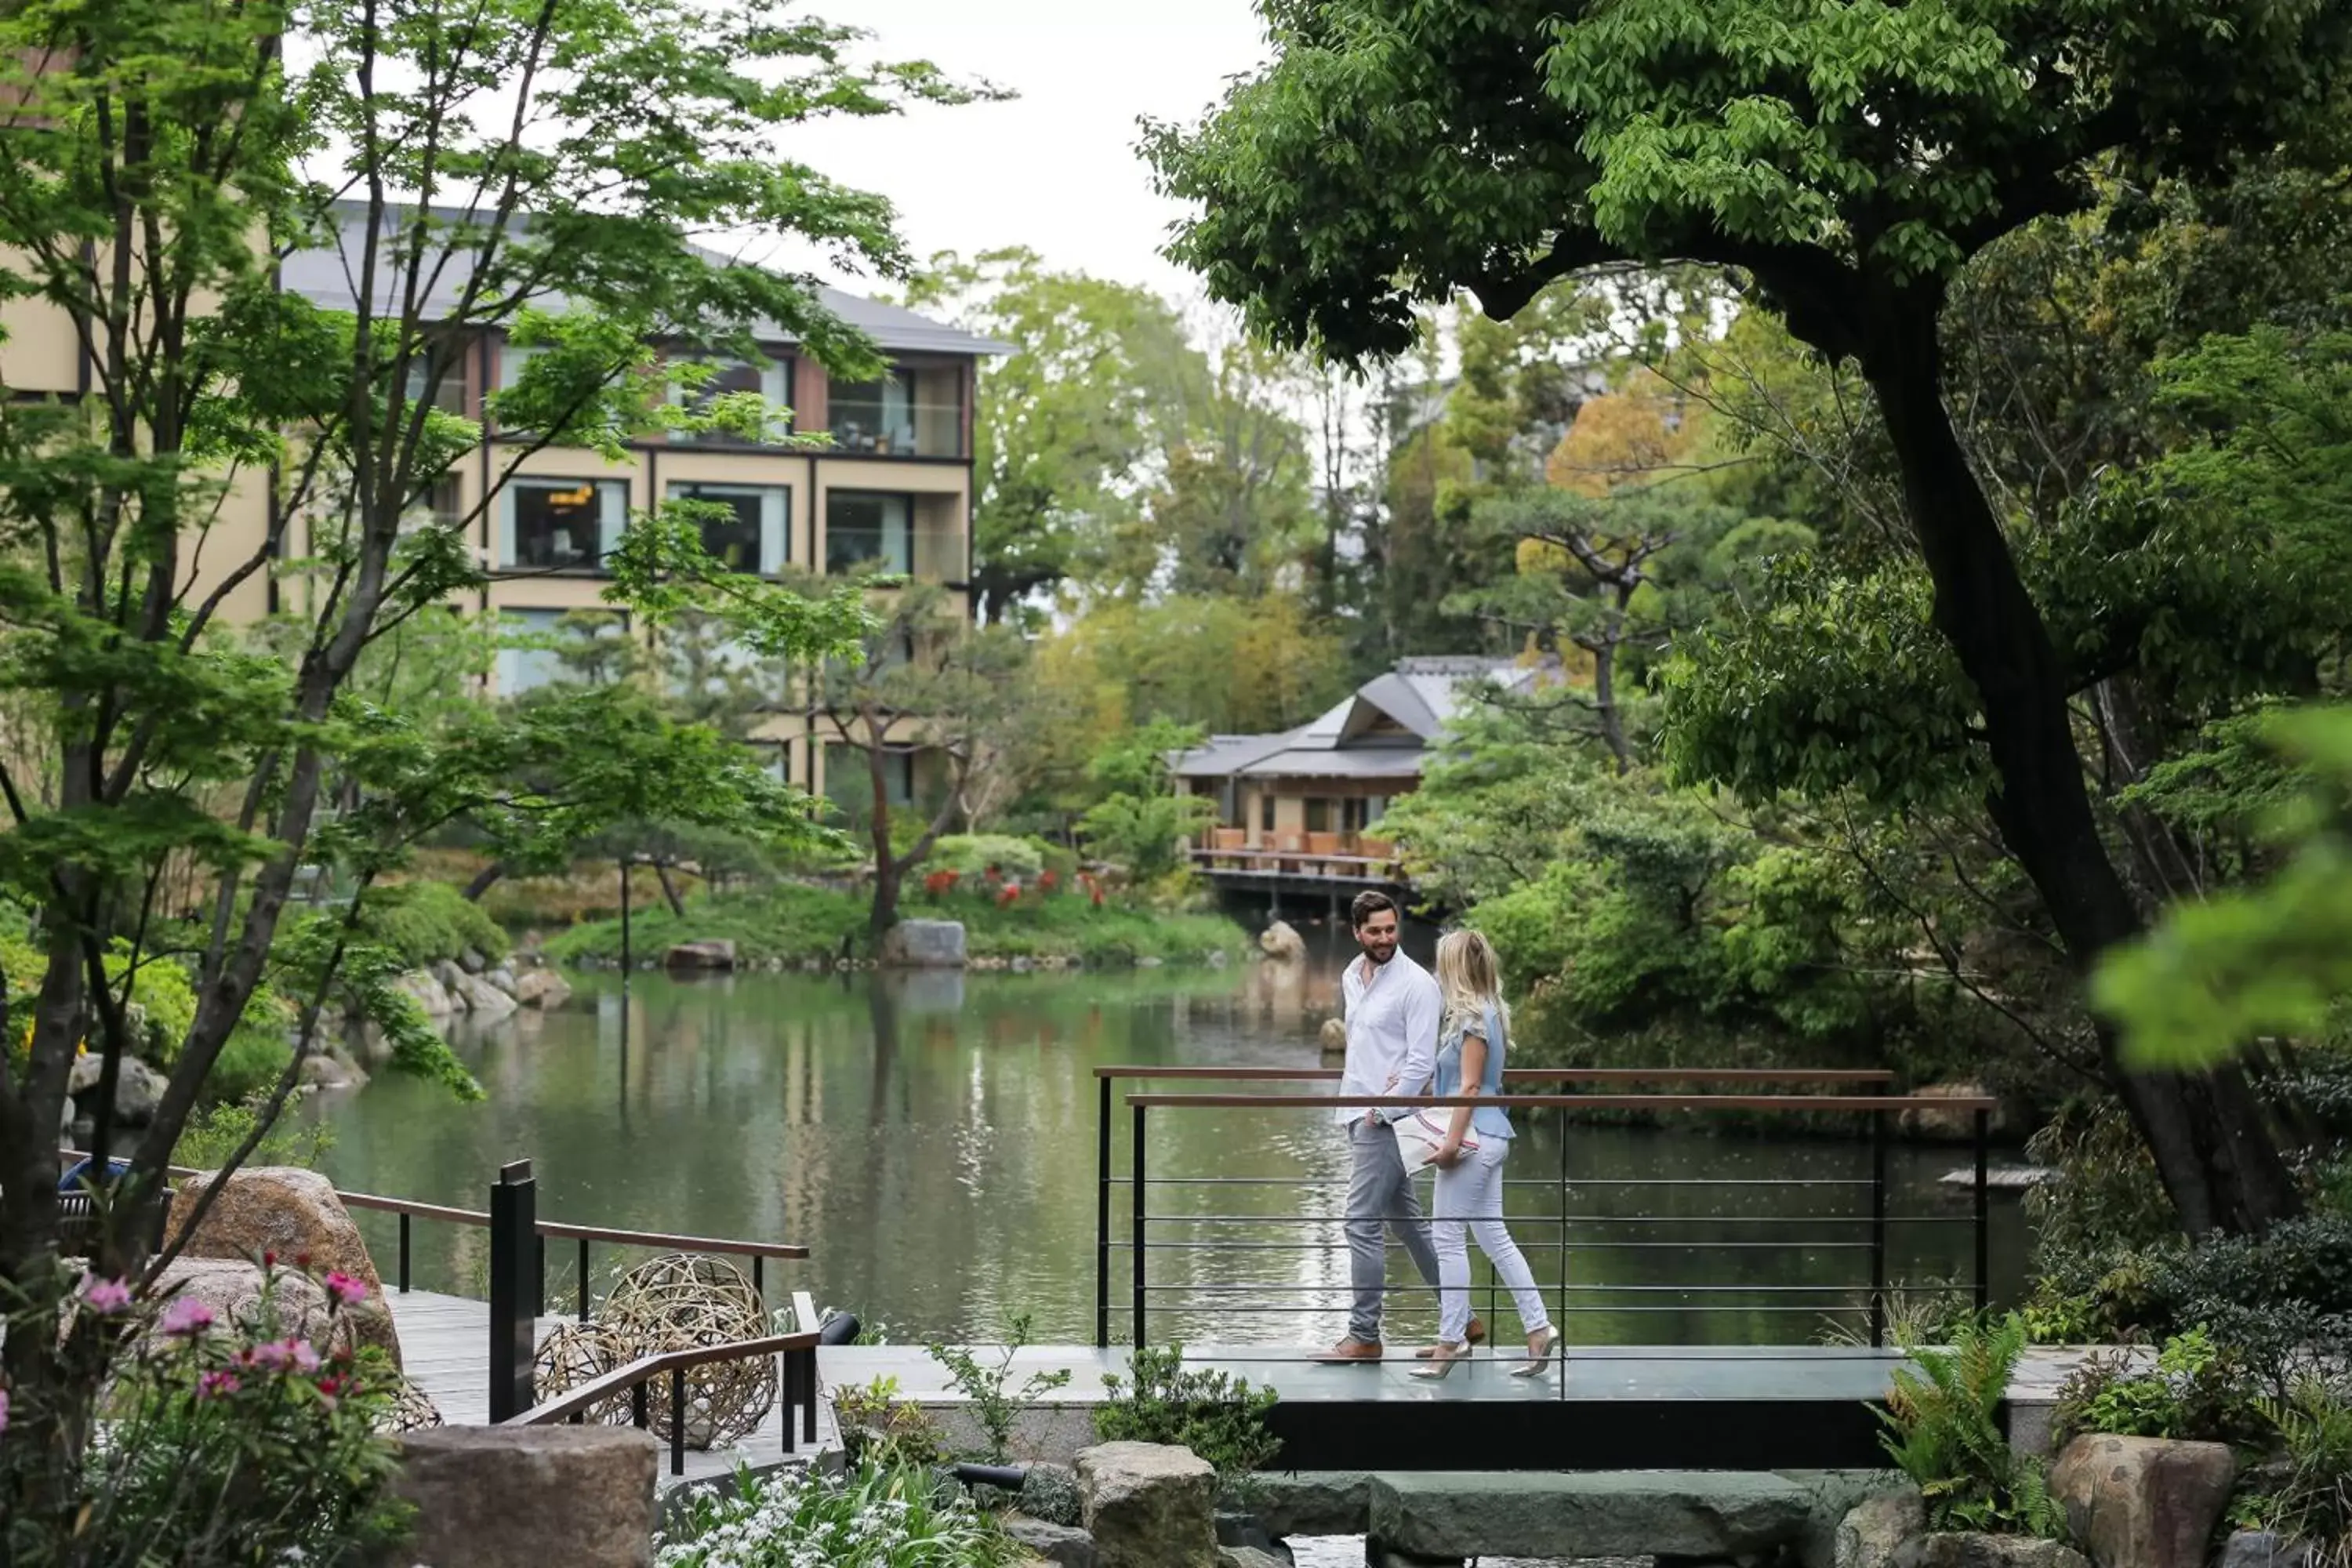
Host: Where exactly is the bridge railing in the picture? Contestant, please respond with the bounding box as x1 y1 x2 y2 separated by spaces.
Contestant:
1090 1069 1992 1354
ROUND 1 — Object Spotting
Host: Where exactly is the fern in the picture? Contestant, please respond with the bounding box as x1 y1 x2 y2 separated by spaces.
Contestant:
1875 1312 2063 1537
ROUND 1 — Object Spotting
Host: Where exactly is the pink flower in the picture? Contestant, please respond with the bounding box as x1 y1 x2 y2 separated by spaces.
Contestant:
197 1370 240 1399
158 1298 216 1338
0 1387 10 1436
79 1275 132 1315
250 1338 319 1374
290 1340 321 1374
322 1271 369 1308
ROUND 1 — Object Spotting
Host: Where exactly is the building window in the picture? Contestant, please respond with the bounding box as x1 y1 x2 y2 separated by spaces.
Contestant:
402 348 468 416
824 742 915 811
666 481 789 574
494 608 629 695
828 365 961 456
1305 798 1333 833
405 471 465 532
501 477 627 572
825 491 913 574
1259 793 1275 833
674 357 790 445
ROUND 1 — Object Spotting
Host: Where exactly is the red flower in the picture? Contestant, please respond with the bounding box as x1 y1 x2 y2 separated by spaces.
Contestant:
1040 869 1059 891
997 884 1021 908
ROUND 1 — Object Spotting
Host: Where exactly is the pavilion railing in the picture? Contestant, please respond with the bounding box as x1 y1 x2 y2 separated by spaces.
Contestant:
1090 1069 1992 1356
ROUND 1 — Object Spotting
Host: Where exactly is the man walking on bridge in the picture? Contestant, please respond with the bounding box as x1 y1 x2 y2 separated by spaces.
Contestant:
1317 891 1469 1363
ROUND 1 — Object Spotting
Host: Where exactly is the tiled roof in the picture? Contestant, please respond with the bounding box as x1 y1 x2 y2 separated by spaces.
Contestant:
1171 657 1554 781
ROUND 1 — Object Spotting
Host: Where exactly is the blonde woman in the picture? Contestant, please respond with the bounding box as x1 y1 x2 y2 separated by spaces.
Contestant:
1410 928 1557 1379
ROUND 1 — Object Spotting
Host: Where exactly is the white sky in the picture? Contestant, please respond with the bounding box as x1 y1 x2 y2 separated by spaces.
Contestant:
781 0 1272 303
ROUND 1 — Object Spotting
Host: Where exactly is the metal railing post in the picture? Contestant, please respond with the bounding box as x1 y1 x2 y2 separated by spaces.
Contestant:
1131 1100 1148 1345
578 1236 592 1323
535 1232 547 1320
488 1160 539 1424
1097 1073 1113 1349
1870 1109 1889 1348
1973 1108 1991 1313
397 1212 411 1294
670 1365 686 1475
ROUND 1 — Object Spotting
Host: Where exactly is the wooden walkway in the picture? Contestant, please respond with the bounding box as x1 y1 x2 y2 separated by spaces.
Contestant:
387 1289 837 1489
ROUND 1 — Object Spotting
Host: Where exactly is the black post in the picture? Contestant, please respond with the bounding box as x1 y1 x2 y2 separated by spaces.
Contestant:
1870 1109 1889 1348
619 855 633 975
535 1232 547 1320
1973 1109 1991 1312
488 1160 539 1424
1096 1074 1113 1348
802 1348 818 1443
397 1212 411 1294
578 1236 591 1323
780 1352 797 1456
670 1366 687 1475
1131 1100 1148 1345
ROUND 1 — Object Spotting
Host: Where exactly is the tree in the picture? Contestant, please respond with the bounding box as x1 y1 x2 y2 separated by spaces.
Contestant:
1145 0 2352 1234
905 250 1202 625
1075 720 1217 880
0 0 961 1516
813 579 1035 935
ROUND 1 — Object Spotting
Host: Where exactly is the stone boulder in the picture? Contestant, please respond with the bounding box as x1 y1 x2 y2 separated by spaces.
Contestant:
449 971 519 1022
379 1425 659 1568
394 968 457 1019
1317 1017 1348 1054
69 1054 170 1124
663 939 738 972
2220 1532 2314 1568
878 920 968 969
485 966 520 997
1370 1472 1816 1561
164 1167 399 1363
297 1052 365 1093
514 968 573 1010
1219 1552 1290 1568
1837 1486 1928 1568
1078 1442 1219 1568
1003 1514 1096 1568
2049 1435 2237 1568
1243 1472 1370 1537
1258 921 1306 963
1892 1536 2089 1568
149 1257 397 1365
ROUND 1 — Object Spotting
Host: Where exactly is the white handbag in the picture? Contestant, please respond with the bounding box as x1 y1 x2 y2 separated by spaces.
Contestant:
1391 1110 1478 1172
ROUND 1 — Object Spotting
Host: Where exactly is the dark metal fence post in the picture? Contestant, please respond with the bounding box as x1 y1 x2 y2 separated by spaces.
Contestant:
619 856 633 975
534 1232 547 1320
578 1236 592 1323
1973 1108 1991 1312
488 1160 538 1423
670 1366 686 1475
1870 1108 1889 1348
397 1213 411 1294
1096 1074 1113 1348
1131 1100 1148 1345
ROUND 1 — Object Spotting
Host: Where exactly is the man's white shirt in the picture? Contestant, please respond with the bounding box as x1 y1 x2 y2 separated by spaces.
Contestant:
1337 949 1441 1126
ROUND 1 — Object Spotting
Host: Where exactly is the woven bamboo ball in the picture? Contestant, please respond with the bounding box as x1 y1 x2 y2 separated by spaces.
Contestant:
532 1319 637 1425
378 1375 445 1434
601 1254 774 1449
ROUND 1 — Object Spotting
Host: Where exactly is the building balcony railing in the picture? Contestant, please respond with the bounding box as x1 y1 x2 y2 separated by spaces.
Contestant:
825 402 964 459
822 524 964 580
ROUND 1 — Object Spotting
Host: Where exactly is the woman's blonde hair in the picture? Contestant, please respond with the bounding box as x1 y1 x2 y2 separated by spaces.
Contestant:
1433 928 1508 1034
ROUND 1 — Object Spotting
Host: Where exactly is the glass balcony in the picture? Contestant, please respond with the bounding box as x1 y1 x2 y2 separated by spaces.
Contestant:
823 490 964 578
827 365 964 458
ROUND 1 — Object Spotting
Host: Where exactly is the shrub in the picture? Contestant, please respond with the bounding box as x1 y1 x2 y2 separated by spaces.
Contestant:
924 835 1047 882
2 1259 407 1564
924 1313 1071 1465
360 879 511 969
1878 1313 2064 1537
173 1098 336 1171
657 1461 1015 1568
2051 1328 2268 1448
1094 1343 1280 1481
829 1374 942 1469
2253 1376 2352 1545
2125 1216 2352 1392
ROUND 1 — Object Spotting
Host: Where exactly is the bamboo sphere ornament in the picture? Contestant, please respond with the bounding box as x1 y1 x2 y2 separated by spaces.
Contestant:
601 1253 775 1449
379 1374 446 1434
532 1319 637 1425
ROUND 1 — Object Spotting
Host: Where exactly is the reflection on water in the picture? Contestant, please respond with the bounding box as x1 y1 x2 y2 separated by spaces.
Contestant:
308 930 2027 1344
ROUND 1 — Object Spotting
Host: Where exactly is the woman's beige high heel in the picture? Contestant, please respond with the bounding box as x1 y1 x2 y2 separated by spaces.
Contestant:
1508 1327 1559 1378
1409 1341 1468 1380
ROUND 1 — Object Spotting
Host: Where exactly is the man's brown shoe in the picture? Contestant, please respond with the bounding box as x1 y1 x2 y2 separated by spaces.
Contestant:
1414 1316 1486 1358
1313 1337 1384 1363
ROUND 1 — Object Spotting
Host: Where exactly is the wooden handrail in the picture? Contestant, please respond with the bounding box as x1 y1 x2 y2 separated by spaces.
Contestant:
506 1329 822 1427
1126 1091 1998 1112
1091 1065 1896 1084
534 1218 809 1260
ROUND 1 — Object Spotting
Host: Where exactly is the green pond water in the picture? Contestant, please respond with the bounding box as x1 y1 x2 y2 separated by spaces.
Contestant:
305 935 2031 1345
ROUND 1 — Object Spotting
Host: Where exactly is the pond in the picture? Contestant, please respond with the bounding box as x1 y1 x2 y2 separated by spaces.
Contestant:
306 926 2031 1347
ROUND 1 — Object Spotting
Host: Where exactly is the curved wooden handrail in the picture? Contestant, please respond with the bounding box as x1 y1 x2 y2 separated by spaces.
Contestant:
533 1218 809 1260
1092 1065 1897 1084
1125 1091 1998 1112
505 1328 822 1427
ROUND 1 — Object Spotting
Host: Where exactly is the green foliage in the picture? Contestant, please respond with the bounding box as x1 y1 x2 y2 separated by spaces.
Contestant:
2020 1101 2180 1345
172 1098 336 1172
2252 1377 2352 1546
1094 1344 1282 1481
3 1261 407 1564
545 882 1248 967
358 880 510 969
1077 793 1216 882
924 1314 1073 1465
2099 706 2352 1070
2051 1330 2268 1448
656 1460 1015 1568
1876 1313 2064 1537
829 1376 944 1470
923 836 1049 881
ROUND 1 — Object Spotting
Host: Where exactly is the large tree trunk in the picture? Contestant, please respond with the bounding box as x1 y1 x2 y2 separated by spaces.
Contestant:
867 724 901 939
1858 291 2299 1236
